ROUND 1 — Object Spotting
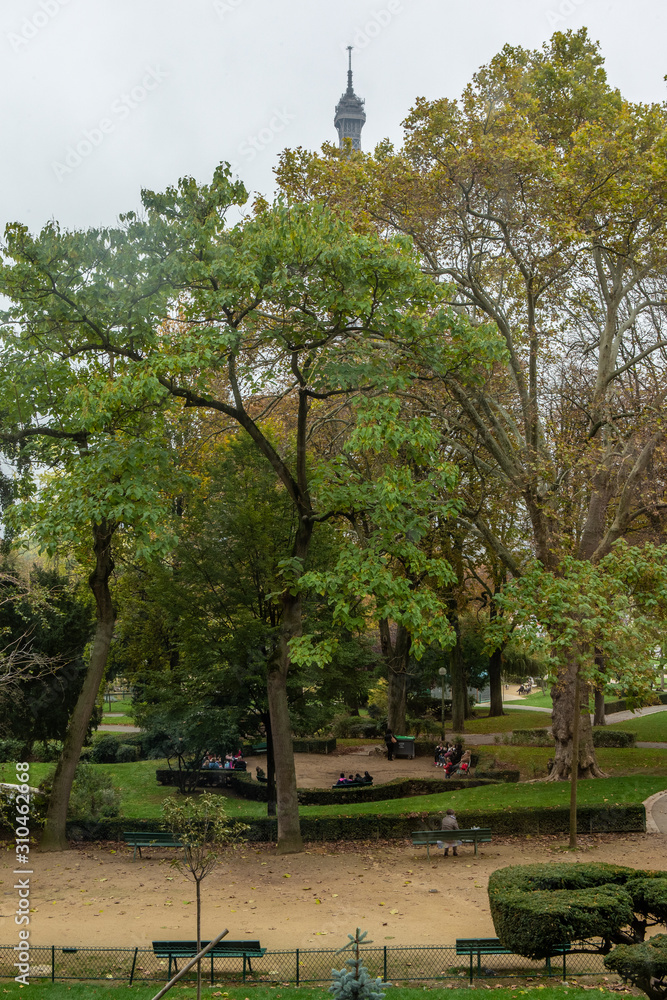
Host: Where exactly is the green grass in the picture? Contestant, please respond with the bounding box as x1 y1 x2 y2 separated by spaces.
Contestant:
4 749 666 825
503 691 553 709
102 698 134 715
0 985 629 999
604 711 667 743
97 716 136 726
453 709 552 734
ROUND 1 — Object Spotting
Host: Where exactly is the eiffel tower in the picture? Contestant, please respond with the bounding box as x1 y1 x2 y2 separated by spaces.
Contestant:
334 47 366 151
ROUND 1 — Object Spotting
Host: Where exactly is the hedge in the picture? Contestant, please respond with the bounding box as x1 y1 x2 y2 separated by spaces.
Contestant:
592 729 636 748
65 802 645 843
476 768 521 783
507 729 554 746
153 770 498 803
488 862 667 966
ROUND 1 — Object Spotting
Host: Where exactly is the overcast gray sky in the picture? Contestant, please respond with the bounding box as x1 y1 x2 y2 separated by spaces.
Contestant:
1 0 665 234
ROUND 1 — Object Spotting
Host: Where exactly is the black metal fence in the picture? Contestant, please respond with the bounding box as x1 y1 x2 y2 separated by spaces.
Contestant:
0 943 610 986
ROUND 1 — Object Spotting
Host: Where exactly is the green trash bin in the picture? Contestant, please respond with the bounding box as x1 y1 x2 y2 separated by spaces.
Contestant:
393 735 415 758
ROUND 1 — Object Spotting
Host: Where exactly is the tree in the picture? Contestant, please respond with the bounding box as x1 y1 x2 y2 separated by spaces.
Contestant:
276 29 667 777
0 565 95 753
330 929 387 1000
162 793 248 1000
1 169 497 850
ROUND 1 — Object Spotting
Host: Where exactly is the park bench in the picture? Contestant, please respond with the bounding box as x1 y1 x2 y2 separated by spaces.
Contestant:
411 827 492 858
456 937 571 984
122 831 185 862
153 939 266 981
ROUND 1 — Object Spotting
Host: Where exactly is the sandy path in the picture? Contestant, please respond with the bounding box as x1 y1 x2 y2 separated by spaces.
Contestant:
4 832 666 951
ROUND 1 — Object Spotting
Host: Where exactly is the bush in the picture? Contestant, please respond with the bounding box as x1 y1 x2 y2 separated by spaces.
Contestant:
332 715 383 739
68 761 122 820
0 738 28 762
507 729 554 746
116 743 139 763
593 728 636 748
476 768 521 783
90 734 121 763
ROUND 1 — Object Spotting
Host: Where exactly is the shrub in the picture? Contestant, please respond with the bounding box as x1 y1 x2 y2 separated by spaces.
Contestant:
0 738 28 762
592 729 636 748
508 729 554 746
332 715 382 739
116 743 139 763
68 761 122 820
90 734 121 763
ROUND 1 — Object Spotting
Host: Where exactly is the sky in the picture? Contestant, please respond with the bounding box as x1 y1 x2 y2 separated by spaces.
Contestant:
1 0 666 234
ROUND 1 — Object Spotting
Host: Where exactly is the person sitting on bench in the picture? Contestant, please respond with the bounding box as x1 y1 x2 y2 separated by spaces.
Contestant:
336 772 347 785
439 808 460 856
363 771 373 783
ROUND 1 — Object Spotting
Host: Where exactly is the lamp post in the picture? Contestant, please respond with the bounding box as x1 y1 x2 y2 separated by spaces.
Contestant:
438 667 447 741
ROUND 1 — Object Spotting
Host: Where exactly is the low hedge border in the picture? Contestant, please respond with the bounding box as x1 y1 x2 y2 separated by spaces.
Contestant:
65 802 645 843
592 729 636 748
153 771 499 803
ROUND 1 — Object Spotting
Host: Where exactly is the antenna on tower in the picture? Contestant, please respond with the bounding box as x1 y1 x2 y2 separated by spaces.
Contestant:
334 46 366 151
347 45 354 93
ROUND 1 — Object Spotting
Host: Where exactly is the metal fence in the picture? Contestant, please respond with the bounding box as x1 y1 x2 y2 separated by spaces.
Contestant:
0 943 610 986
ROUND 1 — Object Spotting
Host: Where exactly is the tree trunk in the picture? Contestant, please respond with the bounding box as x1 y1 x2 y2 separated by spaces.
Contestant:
569 668 581 848
594 686 606 727
548 661 606 781
40 520 116 851
488 647 505 717
264 711 276 818
196 876 202 1000
449 618 466 733
266 590 302 855
380 619 410 733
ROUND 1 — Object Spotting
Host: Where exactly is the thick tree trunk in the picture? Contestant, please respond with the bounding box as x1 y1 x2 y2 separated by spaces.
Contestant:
548 661 606 781
450 618 466 733
380 620 410 734
40 520 116 851
488 647 505 717
266 590 302 855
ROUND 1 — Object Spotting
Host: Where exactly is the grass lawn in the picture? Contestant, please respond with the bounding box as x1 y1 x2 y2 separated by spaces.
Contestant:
452 709 552 734
102 698 134 715
503 691 553 709
475 744 667 778
604 712 667 743
0 985 629 999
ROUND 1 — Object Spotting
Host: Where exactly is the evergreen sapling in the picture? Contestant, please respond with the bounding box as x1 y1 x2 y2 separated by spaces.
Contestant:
330 928 388 1000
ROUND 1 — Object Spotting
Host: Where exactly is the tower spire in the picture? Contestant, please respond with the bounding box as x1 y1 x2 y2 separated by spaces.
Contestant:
334 47 366 151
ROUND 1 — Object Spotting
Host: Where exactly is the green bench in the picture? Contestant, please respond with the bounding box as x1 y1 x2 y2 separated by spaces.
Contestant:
411 827 492 858
153 939 266 982
456 937 571 984
122 831 185 862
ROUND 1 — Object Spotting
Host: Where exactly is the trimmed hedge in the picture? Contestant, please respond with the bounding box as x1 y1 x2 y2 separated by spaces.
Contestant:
605 934 667 988
508 729 554 747
67 802 645 844
476 769 521 783
488 862 667 967
592 728 636 748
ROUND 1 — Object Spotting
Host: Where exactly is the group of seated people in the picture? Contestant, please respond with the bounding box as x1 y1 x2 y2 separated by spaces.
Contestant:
434 742 472 778
201 750 247 771
335 771 373 785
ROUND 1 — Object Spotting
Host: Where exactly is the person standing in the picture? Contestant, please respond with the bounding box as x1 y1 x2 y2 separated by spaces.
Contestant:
440 808 460 856
384 728 398 760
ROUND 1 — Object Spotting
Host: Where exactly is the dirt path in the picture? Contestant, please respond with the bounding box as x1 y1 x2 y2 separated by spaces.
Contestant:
5 832 666 951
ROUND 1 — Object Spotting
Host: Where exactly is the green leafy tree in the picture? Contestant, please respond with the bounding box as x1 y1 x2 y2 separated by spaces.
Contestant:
162 793 248 1000
1 169 497 852
276 29 667 778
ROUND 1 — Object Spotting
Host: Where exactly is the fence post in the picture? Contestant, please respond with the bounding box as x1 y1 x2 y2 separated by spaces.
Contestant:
129 947 138 985
51 945 55 983
383 946 387 982
563 950 567 980
296 949 300 986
